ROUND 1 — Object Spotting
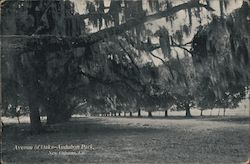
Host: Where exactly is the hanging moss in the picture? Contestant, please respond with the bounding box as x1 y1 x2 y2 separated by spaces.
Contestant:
192 3 250 103
148 0 160 12
155 27 171 58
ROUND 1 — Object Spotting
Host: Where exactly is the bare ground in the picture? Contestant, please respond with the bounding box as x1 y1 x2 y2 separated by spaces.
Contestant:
1 115 249 164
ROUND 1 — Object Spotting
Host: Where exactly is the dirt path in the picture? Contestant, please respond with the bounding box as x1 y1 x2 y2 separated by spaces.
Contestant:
2 116 249 163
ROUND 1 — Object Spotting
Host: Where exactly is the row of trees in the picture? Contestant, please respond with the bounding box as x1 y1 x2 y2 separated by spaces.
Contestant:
1 0 249 133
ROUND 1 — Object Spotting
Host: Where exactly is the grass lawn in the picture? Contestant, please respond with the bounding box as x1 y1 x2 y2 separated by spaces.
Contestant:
1 113 249 164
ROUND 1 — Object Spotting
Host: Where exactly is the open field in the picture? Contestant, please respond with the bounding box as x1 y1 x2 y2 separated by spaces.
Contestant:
1 109 249 164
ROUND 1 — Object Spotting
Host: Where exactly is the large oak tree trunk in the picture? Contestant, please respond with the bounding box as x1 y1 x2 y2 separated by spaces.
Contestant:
29 98 42 134
165 110 168 117
138 109 141 117
148 111 152 117
185 104 192 117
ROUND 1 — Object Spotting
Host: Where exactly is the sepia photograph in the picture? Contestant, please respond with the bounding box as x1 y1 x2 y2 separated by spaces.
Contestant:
1 0 249 163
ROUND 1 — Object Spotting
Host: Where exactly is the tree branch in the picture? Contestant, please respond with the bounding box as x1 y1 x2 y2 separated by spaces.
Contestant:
118 41 141 74
149 51 166 64
124 33 193 53
148 51 175 79
77 69 143 93
1 1 214 52
171 38 193 54
84 1 214 45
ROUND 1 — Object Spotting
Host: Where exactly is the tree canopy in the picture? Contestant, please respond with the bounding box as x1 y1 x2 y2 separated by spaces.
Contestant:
1 0 249 133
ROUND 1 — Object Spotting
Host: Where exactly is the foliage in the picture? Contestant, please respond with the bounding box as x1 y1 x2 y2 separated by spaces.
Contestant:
192 2 249 112
1 0 249 132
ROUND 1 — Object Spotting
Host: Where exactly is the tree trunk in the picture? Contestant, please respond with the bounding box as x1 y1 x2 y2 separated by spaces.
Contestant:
17 116 20 124
200 110 203 116
114 112 116 116
29 100 42 134
218 109 220 116
185 104 192 117
210 109 213 116
129 112 133 117
148 111 152 117
118 112 121 116
138 109 141 117
223 108 226 116
124 112 126 117
165 110 168 117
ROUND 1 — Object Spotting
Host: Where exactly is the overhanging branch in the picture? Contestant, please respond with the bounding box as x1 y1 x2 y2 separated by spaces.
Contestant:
124 33 193 53
118 41 141 74
84 1 214 45
78 70 143 92
148 51 175 79
1 1 214 52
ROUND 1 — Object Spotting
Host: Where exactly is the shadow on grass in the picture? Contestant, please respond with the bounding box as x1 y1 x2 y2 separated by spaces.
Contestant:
200 116 249 124
98 115 197 120
3 117 164 139
99 115 249 123
2 116 249 163
3 115 248 140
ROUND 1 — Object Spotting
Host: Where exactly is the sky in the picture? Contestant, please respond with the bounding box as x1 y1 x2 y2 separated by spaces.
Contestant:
71 0 243 15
